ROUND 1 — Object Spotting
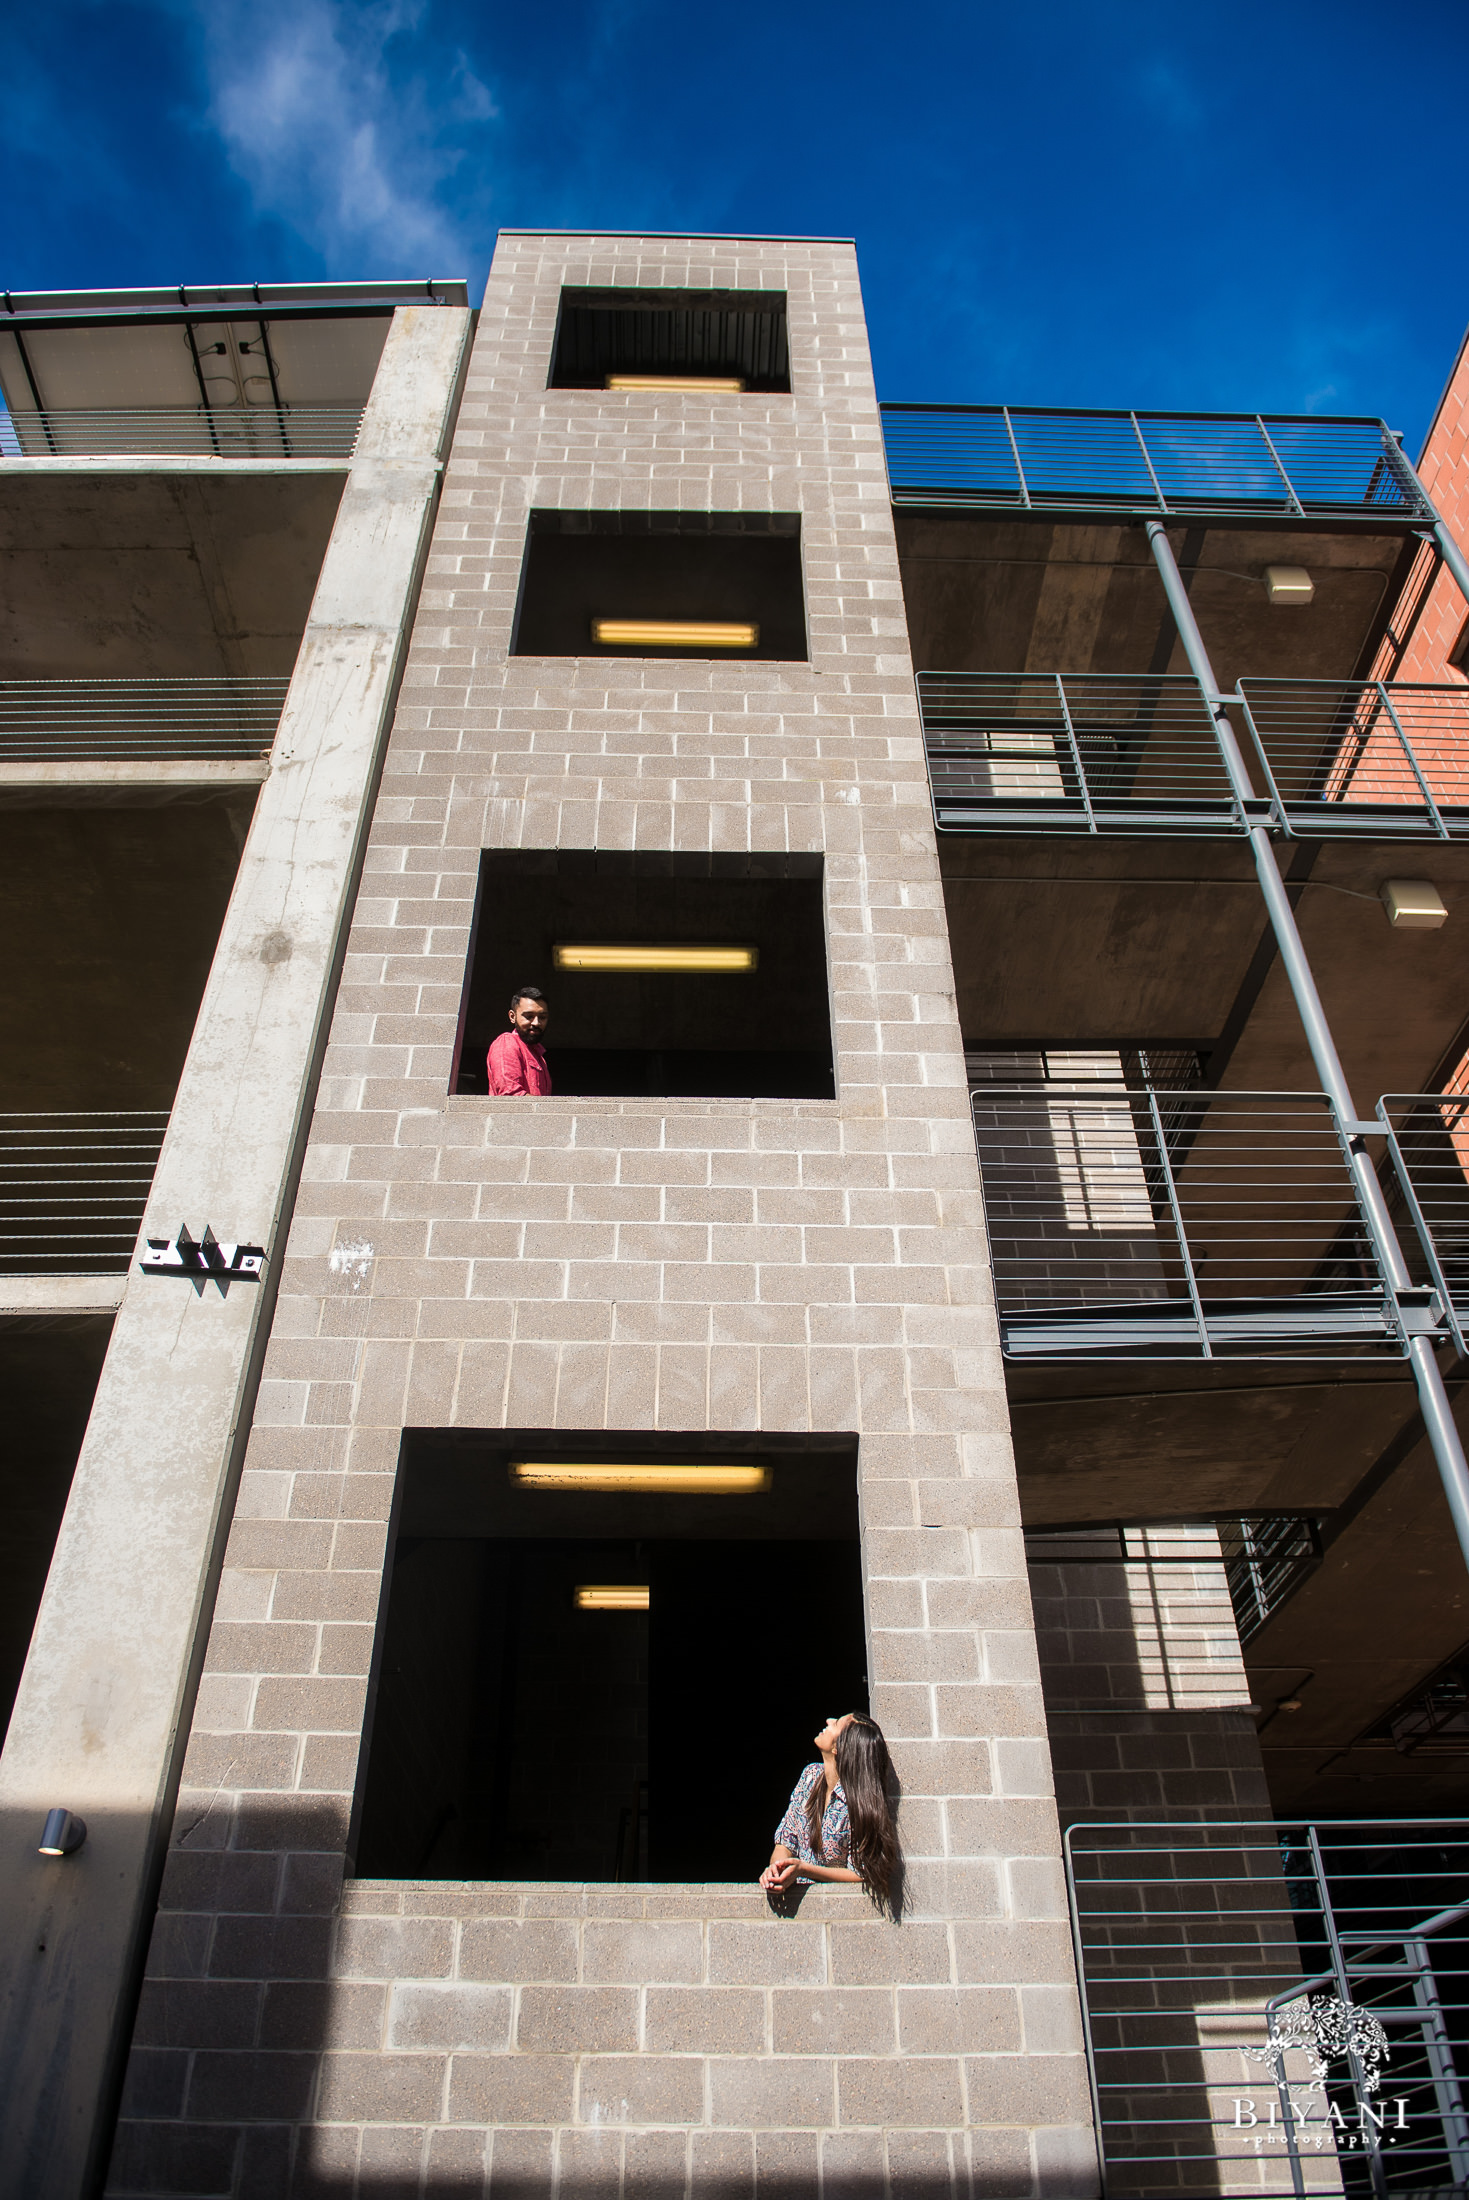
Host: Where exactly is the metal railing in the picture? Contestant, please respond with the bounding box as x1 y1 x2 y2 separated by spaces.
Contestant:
0 678 289 762
1066 1818 1469 2197
1239 682 1469 838
919 673 1469 838
921 672 1248 832
0 1113 169 1273
882 405 1431 520
970 1084 1400 1359
1218 1517 1323 1642
1377 1094 1469 1357
0 407 362 458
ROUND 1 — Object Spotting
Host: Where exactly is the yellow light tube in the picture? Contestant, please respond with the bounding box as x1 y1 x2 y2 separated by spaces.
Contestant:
574 1584 651 1611
553 943 757 975
510 1462 771 1495
592 619 758 650
606 374 746 393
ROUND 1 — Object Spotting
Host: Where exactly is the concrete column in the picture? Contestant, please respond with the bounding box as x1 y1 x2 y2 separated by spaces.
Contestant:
0 303 470 2200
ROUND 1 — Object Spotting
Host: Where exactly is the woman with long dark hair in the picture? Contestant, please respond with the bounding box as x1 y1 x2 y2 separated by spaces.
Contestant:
760 1712 898 1914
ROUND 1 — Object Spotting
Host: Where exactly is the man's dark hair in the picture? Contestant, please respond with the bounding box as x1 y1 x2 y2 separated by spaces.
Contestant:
509 985 546 1009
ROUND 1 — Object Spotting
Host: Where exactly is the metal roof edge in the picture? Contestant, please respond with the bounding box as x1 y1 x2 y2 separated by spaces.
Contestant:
492 230 856 244
0 279 470 323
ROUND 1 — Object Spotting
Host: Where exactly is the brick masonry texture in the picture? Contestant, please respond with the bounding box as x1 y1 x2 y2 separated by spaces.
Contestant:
106 235 1095 2198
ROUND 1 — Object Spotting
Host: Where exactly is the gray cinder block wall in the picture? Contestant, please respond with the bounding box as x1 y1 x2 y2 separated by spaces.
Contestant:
106 235 1096 2198
1030 1529 1271 1827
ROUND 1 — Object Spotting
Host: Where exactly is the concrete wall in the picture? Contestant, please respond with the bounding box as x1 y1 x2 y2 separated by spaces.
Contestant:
104 235 1095 2198
0 301 471 2200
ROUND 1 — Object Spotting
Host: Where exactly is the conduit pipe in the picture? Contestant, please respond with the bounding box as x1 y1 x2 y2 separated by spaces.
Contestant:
1145 518 1469 1574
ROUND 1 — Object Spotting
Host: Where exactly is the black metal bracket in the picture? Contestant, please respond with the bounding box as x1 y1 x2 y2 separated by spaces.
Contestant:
139 1224 266 1295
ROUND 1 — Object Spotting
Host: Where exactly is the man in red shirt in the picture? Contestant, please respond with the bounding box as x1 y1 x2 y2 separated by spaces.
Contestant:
487 986 553 1095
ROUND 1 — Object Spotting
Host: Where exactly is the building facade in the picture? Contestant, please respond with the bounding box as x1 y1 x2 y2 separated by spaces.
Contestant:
3 241 1469 2200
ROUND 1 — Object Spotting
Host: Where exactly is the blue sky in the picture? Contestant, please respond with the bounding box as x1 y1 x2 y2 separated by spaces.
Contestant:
5 0 1467 442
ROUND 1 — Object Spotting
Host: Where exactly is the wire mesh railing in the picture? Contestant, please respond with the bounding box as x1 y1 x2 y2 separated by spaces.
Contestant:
881 405 1430 520
969 1085 1399 1359
0 678 289 762
0 1113 169 1273
1377 1094 1469 1358
1066 1819 1469 2198
920 672 1249 833
0 407 362 458
1239 682 1469 838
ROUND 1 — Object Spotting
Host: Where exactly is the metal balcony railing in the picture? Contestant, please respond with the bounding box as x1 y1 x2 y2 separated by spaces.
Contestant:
1067 1818 1469 2199
0 1112 169 1273
920 673 1469 838
1068 1821 1468 2200
1377 1093 1469 1357
0 678 289 762
921 673 1248 833
882 404 1432 521
0 407 362 458
970 1084 1400 1359
1217 1516 1323 1642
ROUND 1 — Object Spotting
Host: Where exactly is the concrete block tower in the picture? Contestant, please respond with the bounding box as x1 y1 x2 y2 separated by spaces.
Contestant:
93 233 1091 2195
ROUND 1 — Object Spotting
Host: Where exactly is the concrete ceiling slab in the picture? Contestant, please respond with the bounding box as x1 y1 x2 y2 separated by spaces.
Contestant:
0 470 343 677
896 513 1416 684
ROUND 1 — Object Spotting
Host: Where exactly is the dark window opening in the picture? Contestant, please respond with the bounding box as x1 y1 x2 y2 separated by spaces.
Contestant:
353 1432 866 1882
453 851 834 1101
548 288 789 394
0 1315 112 1743
512 511 806 662
1450 615 1469 677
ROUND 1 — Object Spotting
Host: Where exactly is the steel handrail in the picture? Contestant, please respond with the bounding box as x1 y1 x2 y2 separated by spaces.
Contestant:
0 406 362 458
0 677 289 761
882 404 1431 520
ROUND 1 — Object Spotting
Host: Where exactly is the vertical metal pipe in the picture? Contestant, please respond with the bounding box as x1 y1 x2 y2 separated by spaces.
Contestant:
1146 520 1469 1575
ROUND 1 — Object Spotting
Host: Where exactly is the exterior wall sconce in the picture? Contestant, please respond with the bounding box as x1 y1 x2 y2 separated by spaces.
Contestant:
574 1585 651 1610
38 1810 86 1856
1264 565 1314 605
139 1225 266 1293
510 1461 771 1495
552 943 757 973
1380 879 1449 930
591 620 758 649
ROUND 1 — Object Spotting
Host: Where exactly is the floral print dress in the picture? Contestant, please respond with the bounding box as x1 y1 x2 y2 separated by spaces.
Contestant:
774 1762 851 1866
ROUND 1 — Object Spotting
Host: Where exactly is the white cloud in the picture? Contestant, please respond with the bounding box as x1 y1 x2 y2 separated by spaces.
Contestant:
179 0 495 274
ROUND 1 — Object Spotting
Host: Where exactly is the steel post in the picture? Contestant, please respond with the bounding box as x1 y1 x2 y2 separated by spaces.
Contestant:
1146 520 1469 1577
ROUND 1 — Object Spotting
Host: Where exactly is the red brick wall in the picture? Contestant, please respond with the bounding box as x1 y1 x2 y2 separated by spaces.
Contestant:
1398 328 1469 681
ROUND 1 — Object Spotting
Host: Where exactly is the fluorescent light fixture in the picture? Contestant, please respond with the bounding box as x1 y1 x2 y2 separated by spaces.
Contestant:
1380 878 1448 930
553 943 757 974
38 1808 86 1857
592 620 758 650
510 1462 772 1495
1264 564 1314 606
574 1584 651 1610
606 374 745 393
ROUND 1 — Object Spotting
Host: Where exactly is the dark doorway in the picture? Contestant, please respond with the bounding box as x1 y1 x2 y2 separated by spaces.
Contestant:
353 1433 866 1883
453 851 834 1101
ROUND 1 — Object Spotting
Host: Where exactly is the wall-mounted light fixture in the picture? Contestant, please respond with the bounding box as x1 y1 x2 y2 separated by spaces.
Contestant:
592 620 758 650
1380 879 1449 930
38 1809 86 1857
574 1585 651 1610
1264 565 1314 606
552 943 757 974
605 374 745 394
510 1462 771 1495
